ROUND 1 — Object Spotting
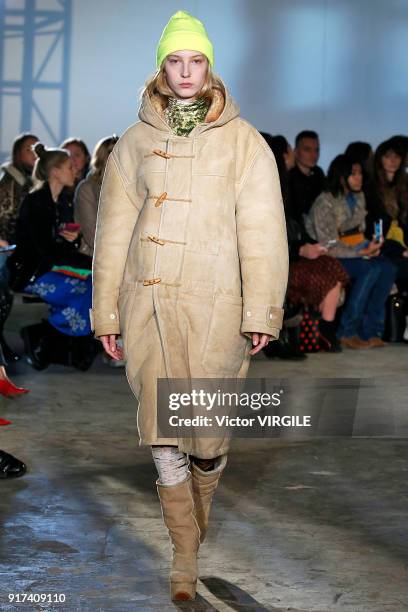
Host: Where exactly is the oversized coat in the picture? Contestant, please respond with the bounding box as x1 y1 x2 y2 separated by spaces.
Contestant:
90 79 289 458
305 191 367 258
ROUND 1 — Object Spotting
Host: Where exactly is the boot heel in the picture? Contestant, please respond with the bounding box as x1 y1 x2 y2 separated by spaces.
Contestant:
170 580 197 601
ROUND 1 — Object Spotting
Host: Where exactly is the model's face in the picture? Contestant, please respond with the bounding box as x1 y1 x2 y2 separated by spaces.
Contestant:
347 163 363 192
381 150 402 175
19 137 39 169
283 145 295 170
295 138 320 169
52 158 76 188
163 50 208 102
64 143 88 178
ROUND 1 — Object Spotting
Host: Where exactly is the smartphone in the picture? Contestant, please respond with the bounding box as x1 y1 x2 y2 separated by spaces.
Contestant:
60 222 81 232
374 219 383 242
0 244 16 253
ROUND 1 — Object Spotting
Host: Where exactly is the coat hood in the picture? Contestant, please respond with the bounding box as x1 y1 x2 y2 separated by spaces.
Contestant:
0 162 28 187
138 77 240 135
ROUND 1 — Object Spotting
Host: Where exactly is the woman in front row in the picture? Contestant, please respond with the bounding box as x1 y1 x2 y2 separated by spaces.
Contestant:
305 155 396 348
262 134 349 353
8 143 95 370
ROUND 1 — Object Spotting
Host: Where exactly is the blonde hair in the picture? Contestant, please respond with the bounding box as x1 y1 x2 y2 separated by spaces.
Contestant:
140 59 225 109
31 142 70 190
89 135 119 183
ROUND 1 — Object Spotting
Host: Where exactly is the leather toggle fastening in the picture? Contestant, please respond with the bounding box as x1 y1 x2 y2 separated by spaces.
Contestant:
153 149 171 159
155 192 167 207
148 235 165 245
143 278 161 286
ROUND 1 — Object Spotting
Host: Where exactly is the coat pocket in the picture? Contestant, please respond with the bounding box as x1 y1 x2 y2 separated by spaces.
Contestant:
201 295 248 376
117 289 155 359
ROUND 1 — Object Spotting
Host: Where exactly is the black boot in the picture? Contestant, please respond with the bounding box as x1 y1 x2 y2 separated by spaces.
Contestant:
43 324 73 366
0 332 20 363
71 334 98 371
319 319 342 353
22 321 72 369
20 321 50 370
0 450 27 478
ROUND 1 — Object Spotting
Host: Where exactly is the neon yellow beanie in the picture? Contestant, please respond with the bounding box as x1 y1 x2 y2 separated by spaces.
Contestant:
156 10 214 69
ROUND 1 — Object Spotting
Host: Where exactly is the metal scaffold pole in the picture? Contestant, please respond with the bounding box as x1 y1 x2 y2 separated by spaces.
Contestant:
0 0 72 162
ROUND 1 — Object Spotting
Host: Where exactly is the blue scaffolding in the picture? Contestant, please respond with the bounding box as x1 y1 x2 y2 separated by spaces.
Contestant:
0 0 72 162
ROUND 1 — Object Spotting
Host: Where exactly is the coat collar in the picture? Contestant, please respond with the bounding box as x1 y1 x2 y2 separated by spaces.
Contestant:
138 77 240 135
0 162 28 187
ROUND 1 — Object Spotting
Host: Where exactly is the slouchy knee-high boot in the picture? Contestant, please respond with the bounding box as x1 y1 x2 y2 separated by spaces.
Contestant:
156 472 201 601
190 454 228 543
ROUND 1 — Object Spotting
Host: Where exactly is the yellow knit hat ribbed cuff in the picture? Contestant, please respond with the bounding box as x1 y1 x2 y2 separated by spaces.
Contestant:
156 11 214 69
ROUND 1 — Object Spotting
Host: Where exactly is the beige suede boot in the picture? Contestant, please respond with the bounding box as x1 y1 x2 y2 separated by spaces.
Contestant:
156 472 201 601
190 454 228 543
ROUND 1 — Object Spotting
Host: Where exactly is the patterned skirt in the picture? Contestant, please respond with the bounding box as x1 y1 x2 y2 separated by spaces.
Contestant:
287 255 349 308
23 267 92 336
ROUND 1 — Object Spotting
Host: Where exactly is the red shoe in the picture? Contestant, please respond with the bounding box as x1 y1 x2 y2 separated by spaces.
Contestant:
0 380 30 397
0 418 12 426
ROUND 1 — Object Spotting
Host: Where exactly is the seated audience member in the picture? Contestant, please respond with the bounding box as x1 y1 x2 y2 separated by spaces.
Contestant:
58 138 91 223
0 133 39 362
365 139 408 289
8 143 95 371
288 130 325 224
305 154 397 349
74 135 119 257
261 134 348 353
0 133 39 242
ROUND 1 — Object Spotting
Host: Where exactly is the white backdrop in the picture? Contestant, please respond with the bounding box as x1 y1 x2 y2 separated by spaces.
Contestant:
4 0 408 170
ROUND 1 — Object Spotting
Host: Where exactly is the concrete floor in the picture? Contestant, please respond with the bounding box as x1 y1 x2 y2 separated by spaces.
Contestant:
1 298 408 611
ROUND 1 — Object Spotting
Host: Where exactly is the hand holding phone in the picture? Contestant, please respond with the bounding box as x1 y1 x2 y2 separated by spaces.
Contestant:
59 222 81 242
0 244 16 253
60 222 81 233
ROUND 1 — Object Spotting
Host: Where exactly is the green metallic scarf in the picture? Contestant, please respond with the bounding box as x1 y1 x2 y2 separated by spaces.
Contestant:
164 97 208 136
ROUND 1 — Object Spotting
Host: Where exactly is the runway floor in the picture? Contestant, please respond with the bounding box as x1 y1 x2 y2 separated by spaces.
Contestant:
1 299 407 611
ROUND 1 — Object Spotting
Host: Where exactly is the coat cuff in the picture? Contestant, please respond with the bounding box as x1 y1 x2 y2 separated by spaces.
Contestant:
240 305 284 340
89 308 121 337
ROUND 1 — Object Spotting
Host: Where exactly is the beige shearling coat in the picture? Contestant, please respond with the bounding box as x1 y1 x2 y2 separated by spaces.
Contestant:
90 79 288 458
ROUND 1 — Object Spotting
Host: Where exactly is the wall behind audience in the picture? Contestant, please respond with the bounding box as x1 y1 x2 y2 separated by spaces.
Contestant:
4 0 408 170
